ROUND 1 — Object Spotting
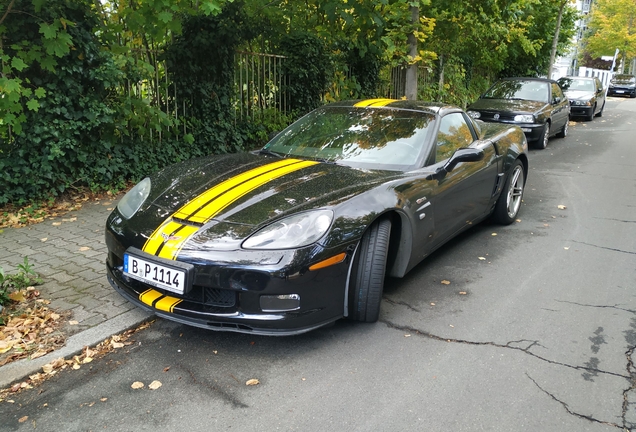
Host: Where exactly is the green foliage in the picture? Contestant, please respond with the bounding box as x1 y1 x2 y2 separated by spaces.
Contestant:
585 0 636 70
0 258 43 308
279 32 331 114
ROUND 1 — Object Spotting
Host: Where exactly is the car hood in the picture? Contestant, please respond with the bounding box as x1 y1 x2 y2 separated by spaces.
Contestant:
469 98 546 114
126 153 400 253
563 90 595 100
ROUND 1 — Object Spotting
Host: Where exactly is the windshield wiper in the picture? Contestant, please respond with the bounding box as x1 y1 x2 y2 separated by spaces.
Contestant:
258 149 283 158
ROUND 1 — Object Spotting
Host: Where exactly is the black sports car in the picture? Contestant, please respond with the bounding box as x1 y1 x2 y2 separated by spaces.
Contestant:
557 76 605 121
607 74 636 98
467 77 570 150
105 99 529 335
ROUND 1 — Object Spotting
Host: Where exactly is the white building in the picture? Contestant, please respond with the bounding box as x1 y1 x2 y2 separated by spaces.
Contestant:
551 0 593 80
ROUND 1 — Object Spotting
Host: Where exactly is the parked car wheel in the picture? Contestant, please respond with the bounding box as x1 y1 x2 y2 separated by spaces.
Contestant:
536 122 550 149
349 218 391 323
556 119 568 138
596 102 605 117
492 160 525 225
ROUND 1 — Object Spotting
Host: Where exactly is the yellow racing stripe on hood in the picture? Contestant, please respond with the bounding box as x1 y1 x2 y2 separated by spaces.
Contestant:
142 158 318 260
354 98 397 107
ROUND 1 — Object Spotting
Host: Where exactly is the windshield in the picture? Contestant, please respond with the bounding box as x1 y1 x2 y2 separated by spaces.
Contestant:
264 106 434 171
483 80 549 103
558 78 595 92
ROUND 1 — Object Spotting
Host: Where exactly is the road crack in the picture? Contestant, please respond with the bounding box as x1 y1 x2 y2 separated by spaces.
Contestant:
527 373 628 430
570 240 636 255
379 319 629 380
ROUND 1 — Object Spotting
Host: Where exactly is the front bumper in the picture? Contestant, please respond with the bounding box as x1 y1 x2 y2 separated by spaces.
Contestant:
481 119 544 143
608 87 636 97
569 105 594 117
106 230 356 336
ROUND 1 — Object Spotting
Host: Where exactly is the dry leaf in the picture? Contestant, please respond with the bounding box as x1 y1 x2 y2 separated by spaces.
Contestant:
83 357 93 364
112 342 124 349
459 292 467 295
404 334 411 337
42 364 54 374
69 320 79 325
41 238 48 242
478 257 486 260
8 291 25 302
430 302 436 306
515 219 521 223
148 380 162 390
245 379 260 386
163 367 171 372
491 233 497 236
131 381 144 389
557 205 567 210
52 222 61 226
18 416 28 423
441 280 450 285
100 398 108 402
564 247 570 250
79 247 91 251
72 364 81 370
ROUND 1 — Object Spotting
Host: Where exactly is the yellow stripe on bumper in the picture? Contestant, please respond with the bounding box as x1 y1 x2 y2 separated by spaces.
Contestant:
139 289 182 313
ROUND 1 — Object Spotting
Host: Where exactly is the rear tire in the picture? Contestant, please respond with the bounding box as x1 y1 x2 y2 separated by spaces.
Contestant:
349 218 391 323
492 160 525 225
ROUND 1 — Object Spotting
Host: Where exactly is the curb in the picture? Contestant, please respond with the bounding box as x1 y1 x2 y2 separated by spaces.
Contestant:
0 309 152 388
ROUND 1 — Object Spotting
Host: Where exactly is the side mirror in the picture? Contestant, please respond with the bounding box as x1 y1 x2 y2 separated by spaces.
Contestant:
426 148 485 181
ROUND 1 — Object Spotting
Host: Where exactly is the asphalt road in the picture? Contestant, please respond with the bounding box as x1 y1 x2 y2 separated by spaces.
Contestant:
2 97 636 432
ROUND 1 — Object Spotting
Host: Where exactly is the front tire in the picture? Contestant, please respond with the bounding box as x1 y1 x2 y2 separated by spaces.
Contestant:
556 119 568 138
586 105 595 121
492 160 525 225
596 102 605 117
535 122 550 149
349 218 391 323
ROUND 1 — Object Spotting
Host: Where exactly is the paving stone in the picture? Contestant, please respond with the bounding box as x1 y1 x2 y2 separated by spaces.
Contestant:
74 295 108 311
49 272 79 283
74 269 103 281
48 298 80 312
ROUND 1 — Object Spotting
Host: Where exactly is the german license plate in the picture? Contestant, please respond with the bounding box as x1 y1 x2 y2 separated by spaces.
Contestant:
124 253 186 294
617 90 625 93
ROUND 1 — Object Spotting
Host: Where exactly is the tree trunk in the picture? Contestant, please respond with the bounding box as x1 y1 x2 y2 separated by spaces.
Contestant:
405 6 419 100
547 0 566 79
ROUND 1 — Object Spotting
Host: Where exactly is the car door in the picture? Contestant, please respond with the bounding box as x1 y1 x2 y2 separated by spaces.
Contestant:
412 112 498 255
550 82 569 131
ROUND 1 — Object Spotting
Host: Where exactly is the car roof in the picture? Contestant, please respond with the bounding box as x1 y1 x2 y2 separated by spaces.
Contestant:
327 99 460 116
558 76 595 80
499 76 559 85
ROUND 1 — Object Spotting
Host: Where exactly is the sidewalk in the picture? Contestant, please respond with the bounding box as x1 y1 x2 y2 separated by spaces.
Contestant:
0 197 151 387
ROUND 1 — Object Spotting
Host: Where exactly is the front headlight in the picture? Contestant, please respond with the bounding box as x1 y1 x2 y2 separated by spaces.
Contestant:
467 110 481 119
572 100 591 106
514 114 534 123
242 210 333 250
117 177 151 219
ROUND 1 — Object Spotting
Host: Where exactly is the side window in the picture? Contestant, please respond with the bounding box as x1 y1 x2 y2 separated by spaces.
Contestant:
596 78 603 92
551 83 564 103
436 113 474 163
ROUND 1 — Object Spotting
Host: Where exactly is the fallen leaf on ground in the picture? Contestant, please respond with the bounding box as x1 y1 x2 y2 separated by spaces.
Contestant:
404 334 411 337
478 257 486 260
557 205 567 210
564 247 570 250
430 302 436 306
18 416 28 423
79 247 91 251
149 380 162 390
459 292 467 295
41 238 48 242
100 398 108 402
441 280 450 285
111 342 124 349
246 379 260 386
131 381 144 389
69 320 79 325
491 233 497 236
52 222 61 226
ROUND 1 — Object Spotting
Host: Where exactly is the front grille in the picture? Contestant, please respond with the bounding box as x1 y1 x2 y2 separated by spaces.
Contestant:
205 287 236 307
182 285 237 307
480 111 516 122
